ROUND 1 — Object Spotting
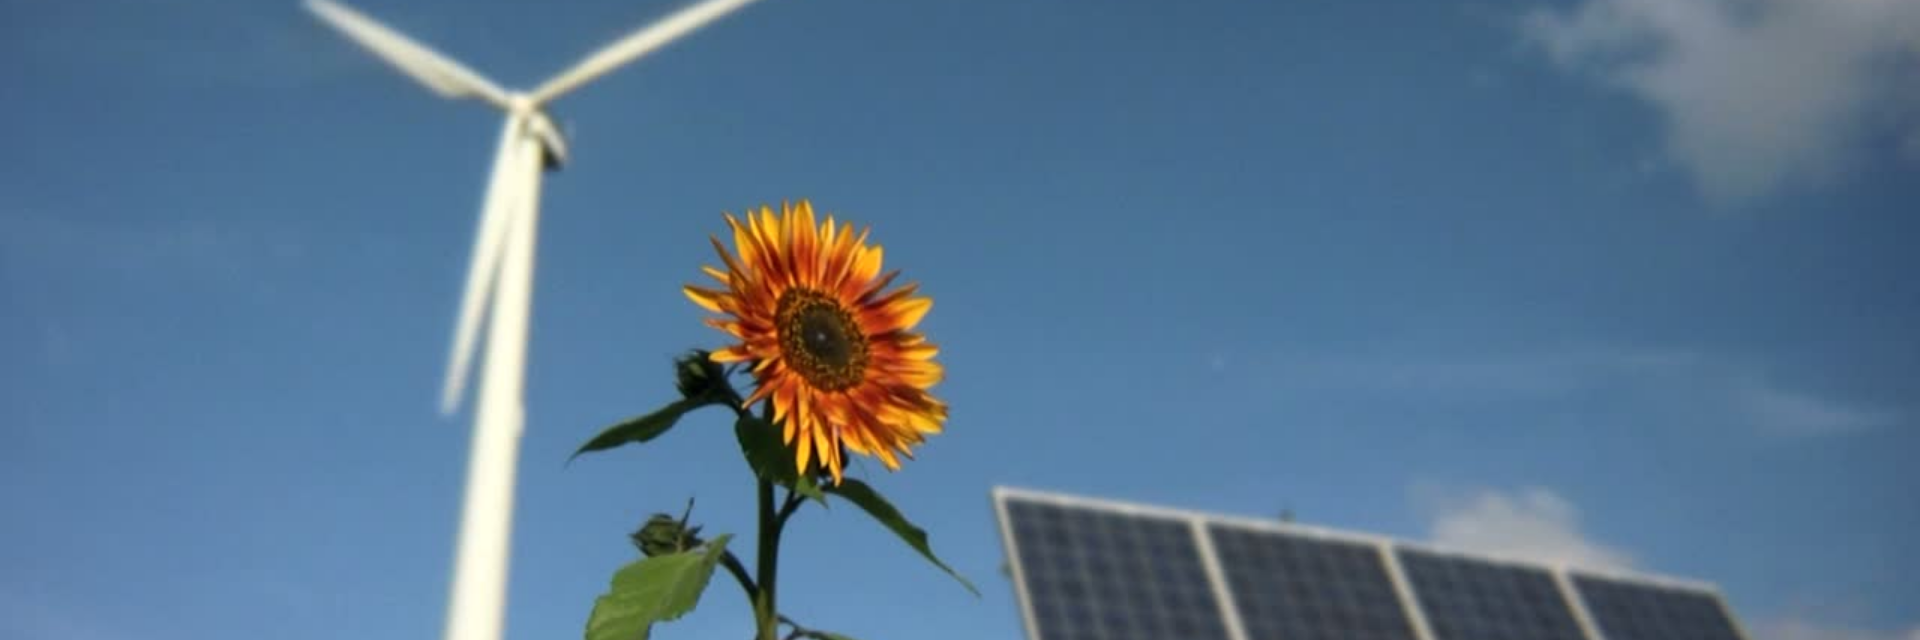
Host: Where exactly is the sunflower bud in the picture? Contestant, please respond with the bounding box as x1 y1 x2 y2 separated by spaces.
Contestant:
631 513 704 557
673 350 728 401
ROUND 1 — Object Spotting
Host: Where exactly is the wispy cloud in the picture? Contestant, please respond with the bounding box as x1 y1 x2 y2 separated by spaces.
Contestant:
1733 377 1895 437
1414 484 1636 571
1754 618 1920 640
0 208 308 368
1415 485 1919 640
0 209 300 283
7 0 364 89
1518 0 1920 205
1276 346 1898 439
0 586 134 640
1281 346 1698 396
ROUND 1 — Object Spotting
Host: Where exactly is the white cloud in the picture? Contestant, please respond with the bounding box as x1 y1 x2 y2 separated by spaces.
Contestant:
1276 346 1897 439
1416 486 1920 640
1277 347 1680 396
1734 377 1895 437
1418 485 1636 571
1754 618 1920 640
1520 0 1920 205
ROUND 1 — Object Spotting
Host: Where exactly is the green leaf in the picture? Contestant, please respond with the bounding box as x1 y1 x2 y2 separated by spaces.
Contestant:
572 398 709 462
584 534 733 640
823 479 978 596
733 414 786 479
791 470 827 506
732 415 828 506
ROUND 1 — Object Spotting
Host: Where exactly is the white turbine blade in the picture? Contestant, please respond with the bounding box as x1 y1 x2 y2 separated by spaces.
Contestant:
441 116 526 415
530 0 767 104
305 0 512 108
442 132 547 640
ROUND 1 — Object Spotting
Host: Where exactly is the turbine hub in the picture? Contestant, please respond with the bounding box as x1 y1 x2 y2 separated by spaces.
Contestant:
526 111 570 170
506 93 537 114
505 93 570 170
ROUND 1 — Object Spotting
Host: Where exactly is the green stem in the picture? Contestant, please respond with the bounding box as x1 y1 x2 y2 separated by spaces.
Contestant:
778 615 830 640
776 487 804 528
753 399 781 640
755 477 779 640
720 551 756 606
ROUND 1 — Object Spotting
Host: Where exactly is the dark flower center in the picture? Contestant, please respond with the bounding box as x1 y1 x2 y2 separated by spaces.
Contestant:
776 288 868 391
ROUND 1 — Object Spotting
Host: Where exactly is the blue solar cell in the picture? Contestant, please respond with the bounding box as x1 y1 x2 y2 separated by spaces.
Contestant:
1206 523 1420 640
1574 574 1744 640
1396 548 1587 640
1002 497 1233 640
996 489 1753 640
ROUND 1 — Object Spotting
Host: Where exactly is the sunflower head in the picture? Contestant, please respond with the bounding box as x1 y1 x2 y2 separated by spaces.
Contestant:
684 200 947 484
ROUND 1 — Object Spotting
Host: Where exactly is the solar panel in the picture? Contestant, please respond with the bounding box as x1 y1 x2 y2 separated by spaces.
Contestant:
1395 547 1588 640
994 487 1752 640
1573 573 1745 640
1000 496 1234 640
1206 522 1420 640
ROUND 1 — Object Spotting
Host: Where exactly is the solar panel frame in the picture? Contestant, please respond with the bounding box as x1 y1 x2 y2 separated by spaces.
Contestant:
991 489 1047 640
1554 566 1612 640
1379 544 1442 640
1189 517 1255 640
992 486 1749 640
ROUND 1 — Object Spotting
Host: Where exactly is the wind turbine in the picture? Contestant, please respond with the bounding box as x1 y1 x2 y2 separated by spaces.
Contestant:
303 1 770 639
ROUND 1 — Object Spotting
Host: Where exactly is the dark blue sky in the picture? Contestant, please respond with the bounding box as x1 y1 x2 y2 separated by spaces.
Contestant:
3 0 1916 639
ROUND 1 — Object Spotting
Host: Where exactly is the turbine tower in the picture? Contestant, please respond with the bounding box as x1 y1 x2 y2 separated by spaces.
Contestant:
303 1 770 639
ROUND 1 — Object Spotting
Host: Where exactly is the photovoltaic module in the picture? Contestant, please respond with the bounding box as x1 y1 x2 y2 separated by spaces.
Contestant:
993 487 1751 640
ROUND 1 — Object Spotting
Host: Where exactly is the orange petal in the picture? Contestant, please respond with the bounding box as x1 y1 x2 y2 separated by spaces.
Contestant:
773 380 797 426
823 219 861 291
711 346 753 362
708 235 749 281
825 451 844 485
826 428 845 475
887 296 933 329
789 202 814 275
901 408 944 434
682 285 730 313
862 282 921 310
756 207 790 287
724 213 758 270
857 270 903 303
887 365 943 388
808 418 832 479
851 245 884 289
794 387 814 442
793 411 814 477
894 342 939 361
751 357 781 375
743 378 777 406
700 318 752 339
840 429 872 454
873 443 901 470
758 206 783 254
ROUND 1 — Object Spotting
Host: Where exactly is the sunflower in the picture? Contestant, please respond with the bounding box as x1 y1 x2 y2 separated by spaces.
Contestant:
684 200 947 484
